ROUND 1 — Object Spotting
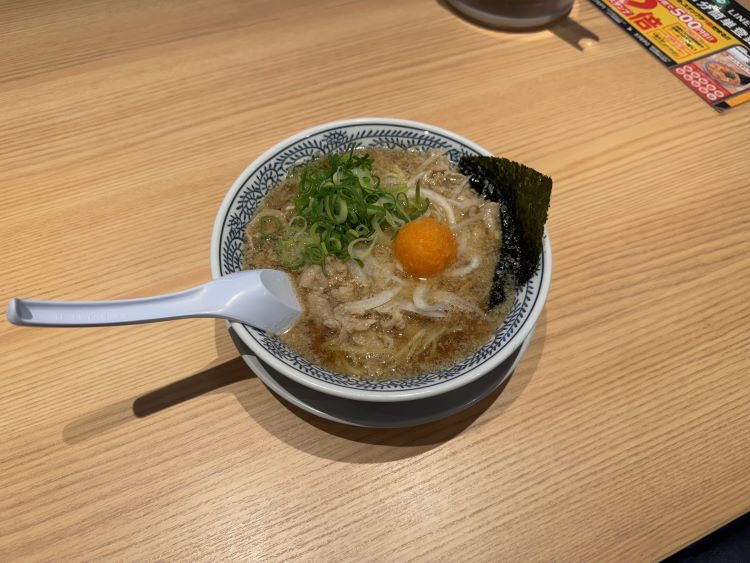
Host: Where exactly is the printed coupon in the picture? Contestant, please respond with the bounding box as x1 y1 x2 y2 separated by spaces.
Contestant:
589 0 750 111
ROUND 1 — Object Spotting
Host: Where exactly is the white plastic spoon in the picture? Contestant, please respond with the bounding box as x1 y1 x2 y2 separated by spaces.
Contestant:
6 270 302 333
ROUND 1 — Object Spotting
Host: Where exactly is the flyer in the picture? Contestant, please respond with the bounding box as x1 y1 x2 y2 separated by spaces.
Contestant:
589 0 750 111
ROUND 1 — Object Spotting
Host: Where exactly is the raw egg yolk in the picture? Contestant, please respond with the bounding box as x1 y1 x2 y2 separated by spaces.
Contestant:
394 217 457 277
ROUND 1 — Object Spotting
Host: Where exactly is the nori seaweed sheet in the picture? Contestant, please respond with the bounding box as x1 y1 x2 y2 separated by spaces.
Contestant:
458 156 552 309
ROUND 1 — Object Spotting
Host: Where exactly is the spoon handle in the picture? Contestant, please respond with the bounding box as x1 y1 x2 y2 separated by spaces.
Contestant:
6 286 214 327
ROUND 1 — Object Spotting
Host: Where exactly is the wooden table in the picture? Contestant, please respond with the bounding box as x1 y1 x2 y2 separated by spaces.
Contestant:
2 1 749 560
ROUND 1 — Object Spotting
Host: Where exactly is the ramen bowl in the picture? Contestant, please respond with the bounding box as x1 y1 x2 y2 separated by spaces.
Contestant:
210 118 551 402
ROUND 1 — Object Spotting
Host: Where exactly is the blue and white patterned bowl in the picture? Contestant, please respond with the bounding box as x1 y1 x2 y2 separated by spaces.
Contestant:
210 118 551 402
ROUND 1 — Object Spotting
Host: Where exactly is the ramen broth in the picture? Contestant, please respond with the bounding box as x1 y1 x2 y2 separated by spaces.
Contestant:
244 149 511 379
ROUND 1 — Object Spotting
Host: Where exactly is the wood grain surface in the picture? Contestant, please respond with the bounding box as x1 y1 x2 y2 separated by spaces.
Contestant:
2 0 749 560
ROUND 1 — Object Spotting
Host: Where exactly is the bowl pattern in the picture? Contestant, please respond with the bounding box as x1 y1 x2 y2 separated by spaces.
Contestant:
217 121 545 391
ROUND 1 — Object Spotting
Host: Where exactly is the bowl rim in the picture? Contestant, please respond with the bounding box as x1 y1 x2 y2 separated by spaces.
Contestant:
210 117 551 402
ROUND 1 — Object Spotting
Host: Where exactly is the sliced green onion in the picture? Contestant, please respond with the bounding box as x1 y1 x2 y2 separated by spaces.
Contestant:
304 244 326 265
347 237 376 261
273 146 431 269
287 216 307 236
278 239 305 269
260 215 283 236
333 198 347 224
371 217 385 239
332 166 344 185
